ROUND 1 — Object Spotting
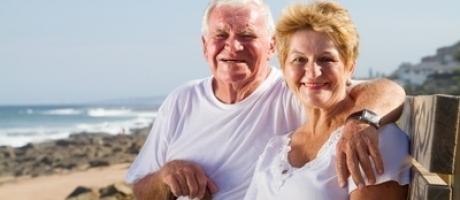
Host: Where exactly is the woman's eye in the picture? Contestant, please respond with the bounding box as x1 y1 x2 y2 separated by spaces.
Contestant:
291 57 306 64
318 57 336 63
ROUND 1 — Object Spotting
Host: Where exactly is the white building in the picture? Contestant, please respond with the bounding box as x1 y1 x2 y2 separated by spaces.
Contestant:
392 41 460 86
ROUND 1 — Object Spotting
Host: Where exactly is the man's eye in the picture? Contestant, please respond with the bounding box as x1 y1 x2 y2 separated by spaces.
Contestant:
215 34 227 39
238 33 257 40
242 34 256 38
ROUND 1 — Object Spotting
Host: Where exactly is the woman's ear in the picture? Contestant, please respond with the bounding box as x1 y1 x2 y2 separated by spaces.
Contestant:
349 61 356 75
348 61 356 78
346 61 356 86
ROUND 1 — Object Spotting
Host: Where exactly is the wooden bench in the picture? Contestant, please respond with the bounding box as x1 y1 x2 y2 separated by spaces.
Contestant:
397 94 460 200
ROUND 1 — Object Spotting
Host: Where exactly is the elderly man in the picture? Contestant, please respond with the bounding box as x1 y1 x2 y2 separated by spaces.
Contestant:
126 0 406 200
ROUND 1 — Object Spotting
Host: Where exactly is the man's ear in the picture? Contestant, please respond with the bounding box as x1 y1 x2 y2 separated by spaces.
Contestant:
268 36 276 58
201 36 208 59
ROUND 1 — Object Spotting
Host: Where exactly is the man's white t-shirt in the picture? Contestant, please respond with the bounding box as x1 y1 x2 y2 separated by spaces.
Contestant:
243 124 410 200
125 68 304 200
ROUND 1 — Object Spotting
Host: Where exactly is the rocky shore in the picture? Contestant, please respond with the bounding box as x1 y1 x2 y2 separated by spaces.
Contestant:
66 182 135 200
0 127 150 200
0 127 148 179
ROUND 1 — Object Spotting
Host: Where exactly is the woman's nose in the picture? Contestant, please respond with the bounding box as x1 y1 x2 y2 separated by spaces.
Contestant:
304 62 321 78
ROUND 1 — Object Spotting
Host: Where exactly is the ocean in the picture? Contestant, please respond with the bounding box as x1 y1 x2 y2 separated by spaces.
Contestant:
0 103 159 147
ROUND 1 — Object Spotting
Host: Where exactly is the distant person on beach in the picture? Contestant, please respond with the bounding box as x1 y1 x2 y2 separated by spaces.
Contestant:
243 2 409 200
125 0 406 199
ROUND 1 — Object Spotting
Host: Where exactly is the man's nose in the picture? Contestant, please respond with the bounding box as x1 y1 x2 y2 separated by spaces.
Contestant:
225 37 243 52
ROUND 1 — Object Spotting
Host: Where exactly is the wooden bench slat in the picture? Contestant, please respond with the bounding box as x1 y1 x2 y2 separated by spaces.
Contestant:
411 157 448 186
402 95 460 174
452 96 460 200
409 172 451 200
409 157 451 200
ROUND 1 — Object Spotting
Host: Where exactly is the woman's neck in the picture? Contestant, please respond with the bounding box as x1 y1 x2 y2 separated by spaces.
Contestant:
302 96 355 137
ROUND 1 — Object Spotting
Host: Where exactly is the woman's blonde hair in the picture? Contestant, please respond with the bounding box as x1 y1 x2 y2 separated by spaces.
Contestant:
276 1 359 70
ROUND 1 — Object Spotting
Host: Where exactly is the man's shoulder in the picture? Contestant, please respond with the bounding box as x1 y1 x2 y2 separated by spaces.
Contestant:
168 77 210 97
166 77 211 102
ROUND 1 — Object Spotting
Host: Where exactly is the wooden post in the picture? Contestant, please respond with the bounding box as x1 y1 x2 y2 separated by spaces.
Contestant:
399 95 460 200
409 158 450 200
451 96 460 200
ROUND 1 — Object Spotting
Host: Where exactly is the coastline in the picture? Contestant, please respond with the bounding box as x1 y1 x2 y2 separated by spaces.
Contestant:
0 127 150 199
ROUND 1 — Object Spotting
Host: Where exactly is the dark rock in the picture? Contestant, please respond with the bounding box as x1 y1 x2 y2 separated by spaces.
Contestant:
55 139 75 147
19 143 38 151
103 142 113 148
99 182 134 200
99 184 118 197
0 146 15 159
66 186 99 200
66 183 135 200
15 156 35 163
55 162 78 170
112 147 123 153
113 182 133 196
89 159 110 167
39 156 53 166
14 166 31 177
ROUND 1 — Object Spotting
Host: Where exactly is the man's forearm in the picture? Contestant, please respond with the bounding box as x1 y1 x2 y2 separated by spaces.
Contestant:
133 172 173 200
349 78 406 124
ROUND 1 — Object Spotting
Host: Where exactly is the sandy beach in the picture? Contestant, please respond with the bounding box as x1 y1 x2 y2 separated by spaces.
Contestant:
0 163 130 200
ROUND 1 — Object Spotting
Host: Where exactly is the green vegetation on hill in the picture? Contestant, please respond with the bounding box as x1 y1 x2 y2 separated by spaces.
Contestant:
405 68 460 95
405 54 460 95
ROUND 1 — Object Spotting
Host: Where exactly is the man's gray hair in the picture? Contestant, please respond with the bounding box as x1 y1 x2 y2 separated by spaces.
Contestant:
201 0 275 36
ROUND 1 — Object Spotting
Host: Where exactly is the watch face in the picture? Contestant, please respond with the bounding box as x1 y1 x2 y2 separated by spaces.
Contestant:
347 109 381 129
363 110 380 124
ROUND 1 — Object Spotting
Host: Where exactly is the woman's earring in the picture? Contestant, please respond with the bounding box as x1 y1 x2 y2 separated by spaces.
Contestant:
346 78 352 86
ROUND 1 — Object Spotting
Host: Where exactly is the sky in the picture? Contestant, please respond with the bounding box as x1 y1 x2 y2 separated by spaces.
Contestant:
1 0 459 105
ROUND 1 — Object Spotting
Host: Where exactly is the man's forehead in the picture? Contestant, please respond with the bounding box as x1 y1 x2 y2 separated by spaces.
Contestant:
211 21 256 33
209 4 266 32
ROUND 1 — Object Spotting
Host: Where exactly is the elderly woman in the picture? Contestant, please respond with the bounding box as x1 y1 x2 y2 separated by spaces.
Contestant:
243 1 410 200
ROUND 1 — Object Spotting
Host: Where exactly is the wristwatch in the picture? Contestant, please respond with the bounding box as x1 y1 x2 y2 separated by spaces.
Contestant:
346 109 381 129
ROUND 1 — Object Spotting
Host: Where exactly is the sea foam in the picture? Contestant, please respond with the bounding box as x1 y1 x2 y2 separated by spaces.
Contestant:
41 108 83 115
0 110 157 147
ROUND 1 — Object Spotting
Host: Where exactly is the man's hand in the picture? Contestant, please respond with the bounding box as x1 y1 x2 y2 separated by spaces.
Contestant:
336 120 384 189
159 160 218 199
